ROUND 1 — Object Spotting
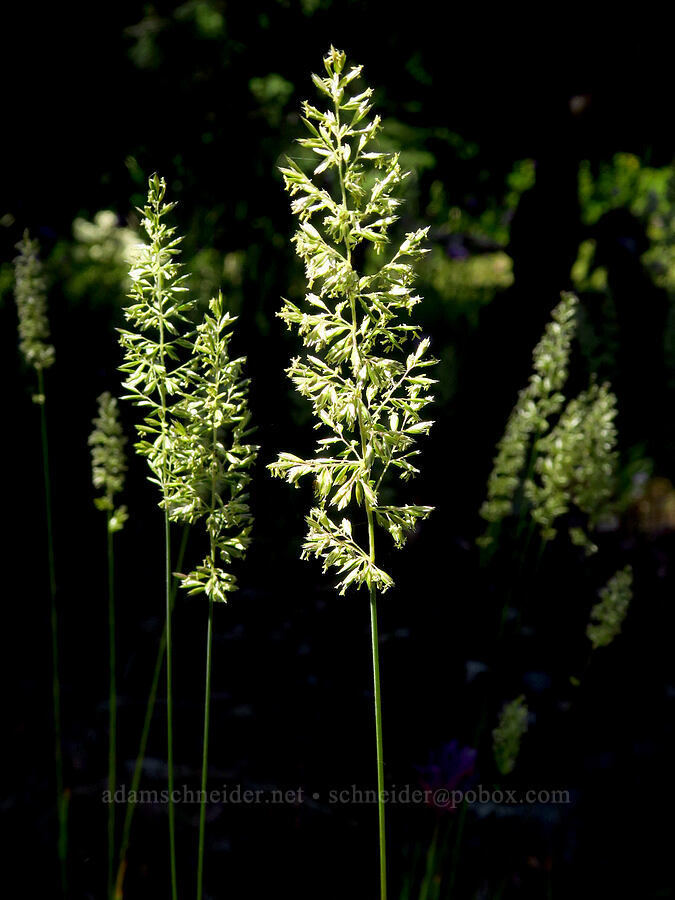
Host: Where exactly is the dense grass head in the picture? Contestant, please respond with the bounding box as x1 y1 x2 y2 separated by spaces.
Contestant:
89 391 128 533
269 47 436 595
165 291 259 603
13 231 55 379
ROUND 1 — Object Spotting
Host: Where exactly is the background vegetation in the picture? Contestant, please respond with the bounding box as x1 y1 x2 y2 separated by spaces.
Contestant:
3 4 675 898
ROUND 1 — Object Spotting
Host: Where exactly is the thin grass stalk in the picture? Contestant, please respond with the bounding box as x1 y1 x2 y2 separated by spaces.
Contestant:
89 390 127 899
118 175 195 898
153 290 257 896
164 508 177 900
445 798 469 900
38 367 67 894
196 594 213 900
17 233 67 892
269 50 436 900
154 256 179 900
362 395 385 897
341 110 388 900
369 584 387 900
107 511 117 900
114 526 189 899
417 822 439 900
119 180 256 899
196 368 221 900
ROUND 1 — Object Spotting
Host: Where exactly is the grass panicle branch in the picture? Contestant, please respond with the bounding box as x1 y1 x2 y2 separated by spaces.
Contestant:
524 379 618 547
165 291 258 603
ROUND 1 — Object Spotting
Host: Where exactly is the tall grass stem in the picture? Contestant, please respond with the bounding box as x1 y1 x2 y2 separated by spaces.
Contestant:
369 578 387 900
165 509 177 900
38 367 67 895
196 595 214 900
114 526 189 899
107 512 117 900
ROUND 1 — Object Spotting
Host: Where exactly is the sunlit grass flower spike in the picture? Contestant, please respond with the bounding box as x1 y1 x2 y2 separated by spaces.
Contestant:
117 173 194 900
270 46 436 594
89 392 128 533
480 292 578 531
166 291 259 604
163 290 258 899
14 227 66 891
479 291 619 554
269 47 436 900
119 174 194 490
14 231 55 389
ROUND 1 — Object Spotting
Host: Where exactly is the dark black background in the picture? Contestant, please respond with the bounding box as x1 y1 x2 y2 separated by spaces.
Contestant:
2 4 675 898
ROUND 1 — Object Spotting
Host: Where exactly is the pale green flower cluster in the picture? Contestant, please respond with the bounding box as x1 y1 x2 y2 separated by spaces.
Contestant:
586 565 633 649
119 176 256 603
268 47 436 595
89 392 128 533
13 231 55 375
165 293 258 603
480 292 578 530
525 380 618 544
479 292 619 552
492 694 528 776
118 174 193 489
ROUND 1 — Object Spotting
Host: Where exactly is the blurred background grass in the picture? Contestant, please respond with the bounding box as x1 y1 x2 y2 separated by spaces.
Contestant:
3 4 675 898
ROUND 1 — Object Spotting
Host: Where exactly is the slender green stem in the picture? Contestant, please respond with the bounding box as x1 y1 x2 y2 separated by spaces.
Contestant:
369 577 387 900
515 438 539 541
367 506 386 900
510 533 546 638
445 798 469 899
107 512 117 900
418 822 439 900
114 527 189 899
165 509 177 900
38 367 67 895
496 517 536 642
197 363 221 900
196 595 214 900
334 94 387 899
156 268 178 900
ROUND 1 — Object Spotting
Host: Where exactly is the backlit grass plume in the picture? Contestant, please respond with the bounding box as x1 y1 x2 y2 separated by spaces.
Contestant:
269 47 436 900
586 565 633 649
166 292 257 604
14 231 67 892
525 379 617 547
479 292 618 553
118 174 194 899
492 695 528 776
90 392 128 532
89 392 127 899
14 230 55 382
480 292 577 533
164 291 258 900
